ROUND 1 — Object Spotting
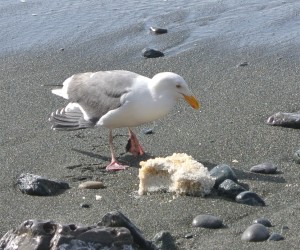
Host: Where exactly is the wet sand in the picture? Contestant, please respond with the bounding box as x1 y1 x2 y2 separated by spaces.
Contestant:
1 32 300 249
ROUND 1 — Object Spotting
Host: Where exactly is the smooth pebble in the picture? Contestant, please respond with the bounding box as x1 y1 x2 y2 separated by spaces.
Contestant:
192 214 223 229
218 179 246 199
80 203 90 208
268 233 284 241
250 162 277 174
236 191 265 206
238 62 248 66
241 224 270 242
253 218 272 227
293 149 300 164
184 233 193 239
78 181 104 189
149 27 168 34
142 48 164 58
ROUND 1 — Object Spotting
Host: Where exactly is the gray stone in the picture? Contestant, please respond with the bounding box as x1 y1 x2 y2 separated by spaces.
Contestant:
192 214 223 229
236 191 266 206
266 112 300 128
241 224 270 242
152 231 176 250
253 218 272 227
209 164 237 188
142 48 164 58
268 233 284 241
293 149 300 164
16 173 69 196
149 27 168 34
184 233 193 239
250 162 277 174
218 179 246 199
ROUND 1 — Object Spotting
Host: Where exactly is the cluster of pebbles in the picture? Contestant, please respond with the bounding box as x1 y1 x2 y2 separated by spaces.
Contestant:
9 157 290 248
190 214 285 242
210 163 269 206
189 163 286 243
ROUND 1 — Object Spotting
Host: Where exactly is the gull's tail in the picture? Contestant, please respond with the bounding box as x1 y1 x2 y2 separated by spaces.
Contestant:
49 103 96 131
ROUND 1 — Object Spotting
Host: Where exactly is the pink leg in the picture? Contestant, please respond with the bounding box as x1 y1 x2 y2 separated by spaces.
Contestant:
106 129 129 171
126 128 145 156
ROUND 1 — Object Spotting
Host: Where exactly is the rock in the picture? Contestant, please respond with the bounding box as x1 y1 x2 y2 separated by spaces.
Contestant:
184 233 193 239
142 48 164 58
80 203 91 208
253 218 272 227
78 180 104 189
218 179 246 199
266 112 300 128
152 231 176 250
99 211 155 249
0 211 157 250
192 214 223 229
0 220 135 250
281 225 289 233
209 164 237 188
268 232 284 241
16 173 69 196
236 191 265 206
293 149 300 164
238 62 248 67
250 162 277 174
241 224 270 242
142 128 154 134
150 27 168 34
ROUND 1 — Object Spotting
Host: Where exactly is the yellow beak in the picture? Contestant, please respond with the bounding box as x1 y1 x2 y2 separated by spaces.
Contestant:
183 94 200 109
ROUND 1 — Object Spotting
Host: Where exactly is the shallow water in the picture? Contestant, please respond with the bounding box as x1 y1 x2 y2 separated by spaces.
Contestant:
1 0 300 55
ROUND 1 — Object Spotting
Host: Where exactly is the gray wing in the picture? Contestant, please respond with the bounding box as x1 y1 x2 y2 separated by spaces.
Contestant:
68 71 140 119
49 70 141 131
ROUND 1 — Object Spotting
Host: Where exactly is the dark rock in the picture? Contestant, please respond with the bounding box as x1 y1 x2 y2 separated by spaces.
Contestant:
266 112 300 128
0 220 135 250
218 179 246 199
293 149 300 164
184 233 193 239
142 128 154 134
192 214 223 229
16 173 69 196
236 191 266 206
80 203 91 208
142 48 164 58
209 164 237 188
268 232 284 241
253 218 272 227
150 27 168 34
99 210 155 249
241 224 270 242
250 162 277 174
152 231 176 250
238 62 248 67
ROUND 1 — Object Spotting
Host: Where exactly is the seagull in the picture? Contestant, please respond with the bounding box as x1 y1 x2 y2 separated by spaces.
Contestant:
49 70 199 170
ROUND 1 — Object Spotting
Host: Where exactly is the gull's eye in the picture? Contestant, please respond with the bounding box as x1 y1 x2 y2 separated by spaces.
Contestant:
176 84 181 88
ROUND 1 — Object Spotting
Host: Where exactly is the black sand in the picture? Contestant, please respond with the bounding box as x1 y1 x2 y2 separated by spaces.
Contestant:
1 37 300 249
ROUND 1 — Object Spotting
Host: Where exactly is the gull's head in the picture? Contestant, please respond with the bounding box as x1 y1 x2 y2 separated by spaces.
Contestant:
151 72 200 109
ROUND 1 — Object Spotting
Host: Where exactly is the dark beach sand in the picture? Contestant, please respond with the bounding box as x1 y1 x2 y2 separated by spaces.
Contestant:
1 35 300 249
